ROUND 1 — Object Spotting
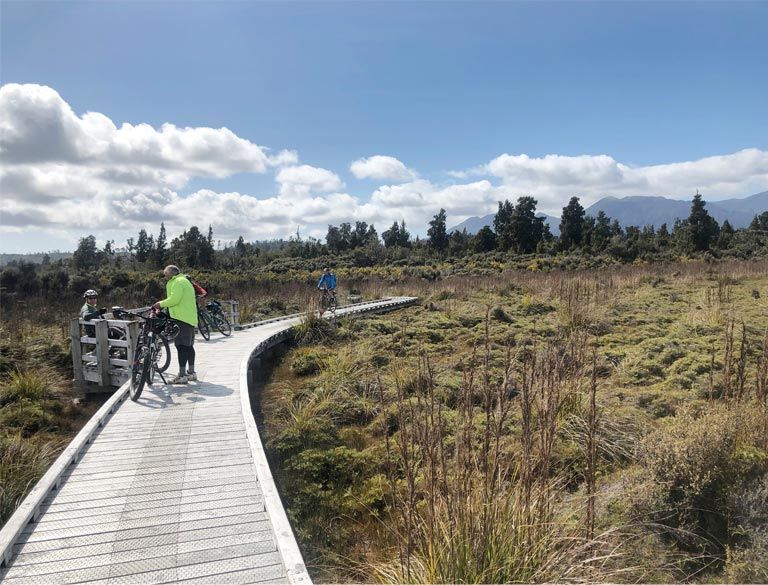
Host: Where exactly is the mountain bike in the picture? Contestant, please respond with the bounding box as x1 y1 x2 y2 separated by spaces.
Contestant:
318 289 337 315
197 300 232 339
114 307 171 401
197 305 212 340
206 300 232 336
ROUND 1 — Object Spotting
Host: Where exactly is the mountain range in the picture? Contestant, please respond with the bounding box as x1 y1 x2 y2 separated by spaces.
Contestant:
451 191 768 236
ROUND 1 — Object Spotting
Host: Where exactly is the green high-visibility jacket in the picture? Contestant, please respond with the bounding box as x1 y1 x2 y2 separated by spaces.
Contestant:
159 274 198 326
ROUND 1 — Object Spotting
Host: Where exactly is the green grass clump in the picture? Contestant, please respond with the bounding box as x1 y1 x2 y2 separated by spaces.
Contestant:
291 350 322 376
0 369 50 405
293 309 336 345
0 434 64 526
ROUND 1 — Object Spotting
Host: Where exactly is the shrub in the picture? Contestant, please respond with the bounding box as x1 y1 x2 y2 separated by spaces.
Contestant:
491 306 513 323
724 472 768 583
637 405 768 559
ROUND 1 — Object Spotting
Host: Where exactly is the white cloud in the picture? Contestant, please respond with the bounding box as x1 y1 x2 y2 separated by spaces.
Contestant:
481 149 768 212
0 84 297 176
350 155 417 182
1 82 766 250
276 165 343 199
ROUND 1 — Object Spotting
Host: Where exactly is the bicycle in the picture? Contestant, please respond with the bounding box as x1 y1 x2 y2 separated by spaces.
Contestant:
318 288 337 315
197 300 232 339
114 307 172 401
205 300 232 336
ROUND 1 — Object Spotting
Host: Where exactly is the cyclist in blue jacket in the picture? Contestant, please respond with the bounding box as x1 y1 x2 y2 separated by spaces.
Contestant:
317 267 336 292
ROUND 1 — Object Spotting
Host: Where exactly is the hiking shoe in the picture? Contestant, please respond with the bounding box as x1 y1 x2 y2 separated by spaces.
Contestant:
187 372 197 382
170 374 188 384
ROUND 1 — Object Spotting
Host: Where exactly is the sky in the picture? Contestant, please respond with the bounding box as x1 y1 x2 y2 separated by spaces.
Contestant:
1 0 766 253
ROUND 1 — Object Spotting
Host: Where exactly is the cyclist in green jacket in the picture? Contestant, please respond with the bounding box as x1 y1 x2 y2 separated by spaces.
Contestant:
153 265 199 384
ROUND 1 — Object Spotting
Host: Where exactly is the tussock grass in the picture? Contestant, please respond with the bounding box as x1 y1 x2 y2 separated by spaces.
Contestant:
0 434 64 526
293 305 336 345
0 369 50 405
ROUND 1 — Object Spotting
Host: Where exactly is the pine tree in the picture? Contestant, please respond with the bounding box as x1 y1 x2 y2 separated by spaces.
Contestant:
398 220 411 247
427 208 449 252
473 226 497 252
493 200 514 250
559 197 586 250
135 229 153 263
717 219 735 248
152 223 167 268
592 211 612 252
687 192 719 252
382 221 401 248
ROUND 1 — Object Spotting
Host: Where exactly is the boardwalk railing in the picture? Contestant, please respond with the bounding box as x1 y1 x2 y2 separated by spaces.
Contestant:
71 301 240 391
1 296 417 583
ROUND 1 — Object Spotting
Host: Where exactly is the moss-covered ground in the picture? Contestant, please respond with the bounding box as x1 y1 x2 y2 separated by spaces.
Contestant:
261 259 768 583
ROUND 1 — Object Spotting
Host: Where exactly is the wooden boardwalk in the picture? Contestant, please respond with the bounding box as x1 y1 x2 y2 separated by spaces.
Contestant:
0 298 416 585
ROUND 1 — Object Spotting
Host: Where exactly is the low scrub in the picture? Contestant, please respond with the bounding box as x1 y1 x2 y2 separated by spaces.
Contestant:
634 404 768 568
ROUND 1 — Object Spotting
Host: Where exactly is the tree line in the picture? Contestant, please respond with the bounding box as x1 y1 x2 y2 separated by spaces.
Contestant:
1 193 766 299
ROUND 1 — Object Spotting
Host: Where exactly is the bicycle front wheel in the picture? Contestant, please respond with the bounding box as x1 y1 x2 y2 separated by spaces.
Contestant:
328 295 338 314
130 346 151 401
154 335 171 373
198 313 211 340
214 313 232 336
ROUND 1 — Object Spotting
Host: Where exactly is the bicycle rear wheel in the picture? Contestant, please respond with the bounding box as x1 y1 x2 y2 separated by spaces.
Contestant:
154 335 171 373
198 313 211 340
214 313 232 336
130 346 150 401
328 295 338 314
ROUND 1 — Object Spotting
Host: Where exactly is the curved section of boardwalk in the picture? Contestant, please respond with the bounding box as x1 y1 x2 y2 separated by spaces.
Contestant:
0 297 416 585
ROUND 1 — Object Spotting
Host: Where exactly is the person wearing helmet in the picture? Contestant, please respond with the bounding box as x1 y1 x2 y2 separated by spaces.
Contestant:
80 290 103 321
317 267 336 293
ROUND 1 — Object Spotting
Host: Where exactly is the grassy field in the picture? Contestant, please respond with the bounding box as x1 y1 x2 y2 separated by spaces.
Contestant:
260 259 768 583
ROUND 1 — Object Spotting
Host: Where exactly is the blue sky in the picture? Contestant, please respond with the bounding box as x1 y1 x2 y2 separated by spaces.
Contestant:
1 1 767 252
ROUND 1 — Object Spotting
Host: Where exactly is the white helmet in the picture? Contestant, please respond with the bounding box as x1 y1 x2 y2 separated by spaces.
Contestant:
83 289 98 298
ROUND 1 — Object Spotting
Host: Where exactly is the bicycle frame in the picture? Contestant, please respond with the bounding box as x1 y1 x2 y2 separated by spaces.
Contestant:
115 308 169 399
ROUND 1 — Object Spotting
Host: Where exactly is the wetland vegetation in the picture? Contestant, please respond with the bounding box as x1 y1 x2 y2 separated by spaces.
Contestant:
2 193 767 582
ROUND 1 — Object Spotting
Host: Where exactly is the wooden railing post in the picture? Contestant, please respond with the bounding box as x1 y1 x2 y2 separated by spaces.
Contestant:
126 321 138 373
70 318 84 387
94 320 110 386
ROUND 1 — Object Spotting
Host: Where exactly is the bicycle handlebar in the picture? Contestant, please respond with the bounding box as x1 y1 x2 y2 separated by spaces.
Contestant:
112 307 163 321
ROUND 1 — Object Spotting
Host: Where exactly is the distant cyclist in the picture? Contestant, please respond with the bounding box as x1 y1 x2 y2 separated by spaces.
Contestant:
317 267 337 295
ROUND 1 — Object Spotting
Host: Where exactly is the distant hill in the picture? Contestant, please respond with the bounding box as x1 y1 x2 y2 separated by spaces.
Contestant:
0 252 73 267
450 191 767 235
452 213 561 236
585 191 767 229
